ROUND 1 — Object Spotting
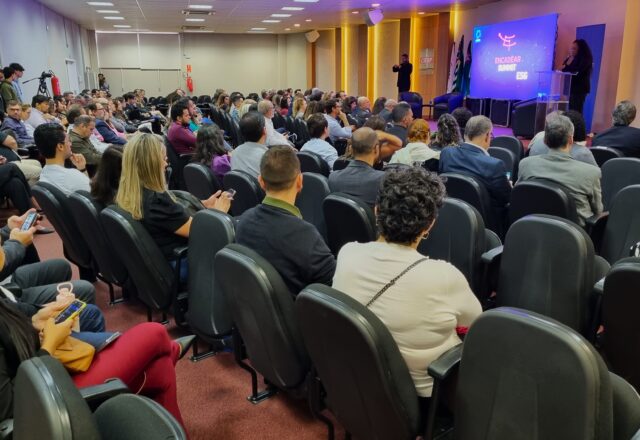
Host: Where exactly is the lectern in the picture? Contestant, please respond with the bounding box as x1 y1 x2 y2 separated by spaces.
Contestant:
534 71 573 133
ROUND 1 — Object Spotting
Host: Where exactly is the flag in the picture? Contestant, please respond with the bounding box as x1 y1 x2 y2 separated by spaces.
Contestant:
446 41 457 93
462 39 472 96
452 35 465 93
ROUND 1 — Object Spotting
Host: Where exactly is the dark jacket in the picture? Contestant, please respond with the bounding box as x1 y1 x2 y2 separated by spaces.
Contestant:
70 130 102 165
386 124 408 147
562 56 592 95
439 143 512 207
393 62 413 91
592 125 640 157
236 201 335 296
328 159 385 207
95 119 126 145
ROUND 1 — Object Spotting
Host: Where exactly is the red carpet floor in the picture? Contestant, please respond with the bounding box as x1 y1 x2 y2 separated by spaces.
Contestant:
34 225 341 439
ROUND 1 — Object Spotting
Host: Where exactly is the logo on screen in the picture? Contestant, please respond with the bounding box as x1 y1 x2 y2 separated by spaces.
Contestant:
498 33 517 51
475 29 482 43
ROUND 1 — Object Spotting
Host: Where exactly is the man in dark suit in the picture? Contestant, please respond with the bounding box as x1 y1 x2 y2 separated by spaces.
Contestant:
592 100 640 158
439 115 511 209
385 102 413 147
392 54 413 94
328 127 384 207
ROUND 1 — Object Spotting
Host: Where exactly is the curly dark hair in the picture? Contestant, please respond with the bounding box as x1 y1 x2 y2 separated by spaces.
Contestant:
376 167 445 244
432 113 462 148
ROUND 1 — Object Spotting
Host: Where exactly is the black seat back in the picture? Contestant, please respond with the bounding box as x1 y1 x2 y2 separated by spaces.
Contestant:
100 205 175 311
497 215 596 335
32 182 94 270
332 158 350 171
187 210 235 340
297 151 330 176
488 146 517 179
601 158 640 210
272 112 286 130
508 179 579 227
455 307 613 440
68 191 128 286
164 136 191 190
440 172 497 232
294 118 310 144
600 185 640 264
295 173 330 239
223 170 265 216
490 135 524 160
215 244 309 389
602 258 640 392
591 146 624 168
296 284 420 440
184 162 220 200
418 198 493 298
323 193 377 255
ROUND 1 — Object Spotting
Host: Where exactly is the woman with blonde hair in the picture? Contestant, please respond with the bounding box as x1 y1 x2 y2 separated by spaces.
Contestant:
293 97 307 119
116 133 231 275
390 119 439 165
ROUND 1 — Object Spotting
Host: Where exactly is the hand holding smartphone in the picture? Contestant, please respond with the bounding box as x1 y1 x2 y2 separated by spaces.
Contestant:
21 211 38 231
54 299 86 324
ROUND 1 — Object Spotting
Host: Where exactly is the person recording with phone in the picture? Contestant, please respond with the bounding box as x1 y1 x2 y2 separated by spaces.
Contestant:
561 39 593 114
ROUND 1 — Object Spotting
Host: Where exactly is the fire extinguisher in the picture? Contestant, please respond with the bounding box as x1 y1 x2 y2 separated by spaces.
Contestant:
51 73 61 96
186 76 194 93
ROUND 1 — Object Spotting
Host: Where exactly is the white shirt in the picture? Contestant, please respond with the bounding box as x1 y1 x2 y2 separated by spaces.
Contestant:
264 118 291 147
40 164 91 195
333 241 482 397
324 114 352 141
389 142 439 165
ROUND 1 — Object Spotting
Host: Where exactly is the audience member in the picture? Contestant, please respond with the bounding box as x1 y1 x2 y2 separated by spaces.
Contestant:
88 101 126 146
363 115 403 160
229 94 244 122
0 67 18 104
257 100 291 147
451 107 473 135
27 95 56 128
19 104 34 137
439 115 511 209
116 133 230 270
529 110 596 166
518 113 603 226
167 99 196 154
193 124 231 186
389 119 438 165
430 113 462 151
0 161 34 215
235 146 335 296
231 112 269 178
352 96 372 127
216 93 230 111
386 102 414 146
378 99 397 123
328 127 384 207
35 123 90 195
324 98 354 142
300 113 339 169
303 100 323 121
1 100 34 146
8 63 24 103
372 97 387 115
98 73 109 91
293 97 307 119
69 115 103 167
0 108 41 186
592 100 640 157
90 146 123 207
333 166 481 399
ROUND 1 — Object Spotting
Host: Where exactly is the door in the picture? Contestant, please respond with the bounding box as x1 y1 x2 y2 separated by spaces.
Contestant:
65 59 80 94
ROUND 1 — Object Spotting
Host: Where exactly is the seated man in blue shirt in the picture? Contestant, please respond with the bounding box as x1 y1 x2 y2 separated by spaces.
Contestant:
323 98 355 143
235 146 335 296
300 113 338 169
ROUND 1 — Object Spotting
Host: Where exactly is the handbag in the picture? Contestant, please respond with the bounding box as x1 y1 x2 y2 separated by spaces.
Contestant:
366 257 429 308
53 336 95 373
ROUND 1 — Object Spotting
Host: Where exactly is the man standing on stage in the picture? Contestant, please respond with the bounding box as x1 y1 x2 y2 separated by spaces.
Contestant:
392 53 413 95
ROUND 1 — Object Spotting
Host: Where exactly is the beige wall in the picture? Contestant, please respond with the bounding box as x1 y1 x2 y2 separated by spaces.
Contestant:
372 21 401 100
616 0 640 128
315 29 337 91
454 0 628 132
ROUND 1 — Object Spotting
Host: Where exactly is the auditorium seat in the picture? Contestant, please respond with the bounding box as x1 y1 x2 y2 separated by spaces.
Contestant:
488 146 517 179
427 307 640 440
399 91 424 119
591 146 625 168
101 205 187 324
223 170 265 216
596 185 640 265
602 258 640 393
187 209 235 360
601 158 640 210
510 98 537 138
294 118 311 145
13 355 186 440
68 191 131 304
418 198 501 303
214 244 310 403
32 182 96 281
508 179 579 228
295 173 330 240
433 93 463 120
272 112 286 131
489 215 609 338
323 193 376 255
332 158 350 171
490 136 523 180
164 136 192 191
297 151 330 176
295 284 429 440
184 162 221 200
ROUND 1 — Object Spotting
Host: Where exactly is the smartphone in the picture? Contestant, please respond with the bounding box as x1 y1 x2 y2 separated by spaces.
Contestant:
54 299 86 324
226 188 236 199
505 171 512 181
96 332 121 352
21 212 38 231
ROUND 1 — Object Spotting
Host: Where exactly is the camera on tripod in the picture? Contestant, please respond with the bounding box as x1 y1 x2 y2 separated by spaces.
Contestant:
39 71 53 79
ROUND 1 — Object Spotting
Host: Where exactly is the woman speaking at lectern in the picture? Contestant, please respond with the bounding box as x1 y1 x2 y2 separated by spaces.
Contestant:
561 39 593 114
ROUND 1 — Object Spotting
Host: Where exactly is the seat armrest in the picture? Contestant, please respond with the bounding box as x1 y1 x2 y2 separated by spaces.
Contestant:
80 378 130 411
0 418 12 440
593 277 605 297
172 245 189 260
481 245 503 265
586 212 608 252
428 344 462 381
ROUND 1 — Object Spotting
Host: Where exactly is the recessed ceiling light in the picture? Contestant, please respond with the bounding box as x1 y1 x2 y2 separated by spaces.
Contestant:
285 28 291 31
87 1 114 5
294 23 301 27
113 25 131 28
282 6 304 10
372 3 380 6
305 19 312 22
188 4 213 9
186 18 205 21
294 0 319 3
351 10 359 14
418 11 425 14
262 19 280 23
250 27 267 30
271 14 292 17
104 16 125 20
96 10 119 13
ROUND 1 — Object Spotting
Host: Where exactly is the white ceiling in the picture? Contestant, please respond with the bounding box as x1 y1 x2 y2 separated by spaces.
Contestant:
38 0 498 34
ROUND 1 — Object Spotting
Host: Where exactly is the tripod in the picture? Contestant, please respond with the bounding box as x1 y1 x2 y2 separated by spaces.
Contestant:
23 74 52 98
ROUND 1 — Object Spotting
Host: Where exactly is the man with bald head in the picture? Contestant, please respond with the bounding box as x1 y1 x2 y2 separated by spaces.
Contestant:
379 99 397 123
328 127 384 207
352 96 372 127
